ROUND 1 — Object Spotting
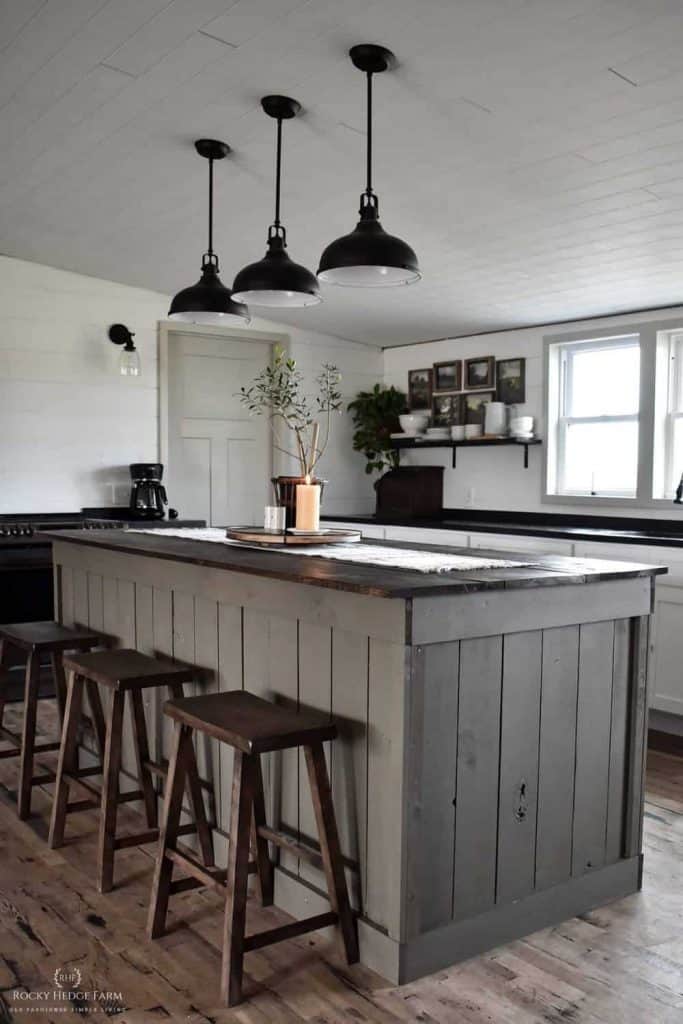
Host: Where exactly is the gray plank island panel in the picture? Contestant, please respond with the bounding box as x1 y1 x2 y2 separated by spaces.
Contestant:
496 630 543 904
535 625 580 889
572 620 616 876
452 635 503 921
410 642 459 935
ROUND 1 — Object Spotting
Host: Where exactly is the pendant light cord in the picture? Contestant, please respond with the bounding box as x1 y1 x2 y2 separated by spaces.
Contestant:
366 71 373 195
274 116 283 230
207 155 214 256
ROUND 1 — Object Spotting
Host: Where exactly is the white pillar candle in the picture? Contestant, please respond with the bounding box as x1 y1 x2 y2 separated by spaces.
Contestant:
295 477 320 531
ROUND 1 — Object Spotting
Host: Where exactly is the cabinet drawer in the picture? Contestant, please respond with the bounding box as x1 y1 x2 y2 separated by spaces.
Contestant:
468 532 574 556
384 526 469 547
324 520 385 540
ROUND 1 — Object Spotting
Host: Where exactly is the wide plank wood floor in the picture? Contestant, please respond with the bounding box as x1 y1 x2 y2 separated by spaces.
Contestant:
0 703 682 1023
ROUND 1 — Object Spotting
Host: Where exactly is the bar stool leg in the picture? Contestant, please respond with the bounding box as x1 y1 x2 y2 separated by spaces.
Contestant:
18 650 41 819
98 690 124 894
0 638 8 734
303 742 359 965
85 679 107 760
130 691 158 830
221 750 256 1007
49 672 85 848
50 653 68 725
147 722 191 939
251 755 274 907
168 682 214 867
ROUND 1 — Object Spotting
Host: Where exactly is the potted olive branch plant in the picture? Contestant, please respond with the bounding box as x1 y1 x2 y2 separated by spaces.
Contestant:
238 346 342 524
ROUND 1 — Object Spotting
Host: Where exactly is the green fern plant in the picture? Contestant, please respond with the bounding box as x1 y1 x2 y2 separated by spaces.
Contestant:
347 384 408 476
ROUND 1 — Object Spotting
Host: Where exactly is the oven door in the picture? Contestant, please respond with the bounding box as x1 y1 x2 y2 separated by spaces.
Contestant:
0 543 55 699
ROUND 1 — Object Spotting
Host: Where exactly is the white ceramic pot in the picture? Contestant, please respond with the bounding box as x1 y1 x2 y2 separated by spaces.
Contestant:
484 401 506 436
450 425 466 441
465 423 482 439
510 415 533 437
399 412 429 435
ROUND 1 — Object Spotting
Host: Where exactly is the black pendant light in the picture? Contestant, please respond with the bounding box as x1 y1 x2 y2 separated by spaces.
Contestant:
318 44 420 288
232 96 321 308
168 139 249 325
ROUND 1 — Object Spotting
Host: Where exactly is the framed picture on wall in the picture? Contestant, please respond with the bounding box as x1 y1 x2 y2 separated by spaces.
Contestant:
463 391 494 425
433 360 462 393
408 368 433 409
496 357 526 404
464 356 495 390
432 393 464 427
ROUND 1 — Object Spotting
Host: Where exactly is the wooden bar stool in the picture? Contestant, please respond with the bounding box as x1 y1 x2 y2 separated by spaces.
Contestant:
48 649 214 894
0 621 108 819
147 690 359 1007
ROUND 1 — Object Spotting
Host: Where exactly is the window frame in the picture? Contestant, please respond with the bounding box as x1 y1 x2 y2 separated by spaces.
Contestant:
542 318 673 509
556 335 640 499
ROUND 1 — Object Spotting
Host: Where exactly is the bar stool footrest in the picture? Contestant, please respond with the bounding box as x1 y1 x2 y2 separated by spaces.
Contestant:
67 797 100 813
243 912 339 953
113 829 159 850
31 771 56 785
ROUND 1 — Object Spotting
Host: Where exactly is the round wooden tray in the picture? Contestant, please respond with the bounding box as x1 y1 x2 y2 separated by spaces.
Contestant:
226 527 362 546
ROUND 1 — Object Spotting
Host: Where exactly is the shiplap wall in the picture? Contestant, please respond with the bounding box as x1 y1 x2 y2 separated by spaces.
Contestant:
383 304 683 518
0 255 382 515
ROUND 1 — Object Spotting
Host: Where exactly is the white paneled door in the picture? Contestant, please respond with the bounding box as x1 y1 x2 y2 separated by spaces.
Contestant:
162 327 274 527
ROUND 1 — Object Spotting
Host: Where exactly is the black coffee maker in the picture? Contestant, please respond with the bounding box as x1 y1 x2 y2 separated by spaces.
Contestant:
129 463 167 520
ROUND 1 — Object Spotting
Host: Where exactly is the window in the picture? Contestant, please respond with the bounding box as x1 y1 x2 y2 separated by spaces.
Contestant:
654 328 683 499
547 334 640 499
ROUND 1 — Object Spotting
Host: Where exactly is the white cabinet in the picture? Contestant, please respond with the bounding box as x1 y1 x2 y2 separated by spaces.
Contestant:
574 541 682 715
468 532 574 557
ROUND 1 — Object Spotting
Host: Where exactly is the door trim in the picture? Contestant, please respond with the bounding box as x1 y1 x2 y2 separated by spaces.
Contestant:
157 320 289 490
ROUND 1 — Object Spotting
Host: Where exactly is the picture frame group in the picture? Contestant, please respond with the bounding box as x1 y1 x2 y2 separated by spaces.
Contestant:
407 355 526 417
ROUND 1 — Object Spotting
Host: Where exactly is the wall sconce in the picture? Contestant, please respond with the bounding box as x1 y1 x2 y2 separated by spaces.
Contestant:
108 323 140 376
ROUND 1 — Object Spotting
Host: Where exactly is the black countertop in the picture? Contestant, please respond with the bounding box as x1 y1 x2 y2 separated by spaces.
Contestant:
42 529 665 600
323 509 683 548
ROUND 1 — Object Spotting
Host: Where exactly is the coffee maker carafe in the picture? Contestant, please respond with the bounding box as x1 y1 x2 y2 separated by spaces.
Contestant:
129 463 167 520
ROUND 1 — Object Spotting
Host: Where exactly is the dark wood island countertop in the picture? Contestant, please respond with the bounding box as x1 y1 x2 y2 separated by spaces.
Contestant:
41 529 666 600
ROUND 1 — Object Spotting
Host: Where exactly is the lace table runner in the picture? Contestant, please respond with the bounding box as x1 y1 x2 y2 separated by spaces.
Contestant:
128 527 529 575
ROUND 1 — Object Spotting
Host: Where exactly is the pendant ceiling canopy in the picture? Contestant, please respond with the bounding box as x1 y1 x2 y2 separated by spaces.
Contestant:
318 44 420 288
232 95 321 309
168 139 250 326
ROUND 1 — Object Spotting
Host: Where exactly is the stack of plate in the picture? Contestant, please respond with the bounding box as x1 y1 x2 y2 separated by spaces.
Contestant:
426 427 450 440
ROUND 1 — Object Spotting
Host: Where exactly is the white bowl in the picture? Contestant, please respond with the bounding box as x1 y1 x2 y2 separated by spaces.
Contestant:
450 425 466 441
399 413 429 435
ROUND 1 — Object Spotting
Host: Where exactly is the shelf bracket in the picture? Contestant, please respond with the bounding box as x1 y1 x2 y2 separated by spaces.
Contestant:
452 447 457 469
523 443 529 469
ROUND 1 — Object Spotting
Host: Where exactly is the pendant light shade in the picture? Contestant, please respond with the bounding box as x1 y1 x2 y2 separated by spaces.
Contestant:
317 44 420 288
169 139 249 325
232 96 320 308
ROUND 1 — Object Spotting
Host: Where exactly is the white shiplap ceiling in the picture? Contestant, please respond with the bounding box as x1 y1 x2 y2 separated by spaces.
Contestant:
3 0 683 346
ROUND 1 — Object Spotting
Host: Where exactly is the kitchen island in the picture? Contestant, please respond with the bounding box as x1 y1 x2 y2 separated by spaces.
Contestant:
45 529 664 984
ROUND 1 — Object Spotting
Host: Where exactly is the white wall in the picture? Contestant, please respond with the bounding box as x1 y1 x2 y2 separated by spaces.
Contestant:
0 256 381 516
384 306 683 519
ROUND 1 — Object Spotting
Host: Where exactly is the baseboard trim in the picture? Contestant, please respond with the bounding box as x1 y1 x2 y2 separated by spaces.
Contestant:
273 857 642 985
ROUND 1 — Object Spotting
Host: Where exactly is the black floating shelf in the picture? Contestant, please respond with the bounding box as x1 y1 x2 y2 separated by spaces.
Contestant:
390 436 542 469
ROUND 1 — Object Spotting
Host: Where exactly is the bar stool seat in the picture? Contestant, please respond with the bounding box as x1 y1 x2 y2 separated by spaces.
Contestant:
163 690 338 752
48 648 214 894
0 622 106 652
148 689 358 1007
0 621 108 819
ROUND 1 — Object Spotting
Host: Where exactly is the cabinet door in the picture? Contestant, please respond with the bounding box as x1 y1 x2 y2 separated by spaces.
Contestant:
573 541 680 715
468 532 574 557
651 584 683 715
